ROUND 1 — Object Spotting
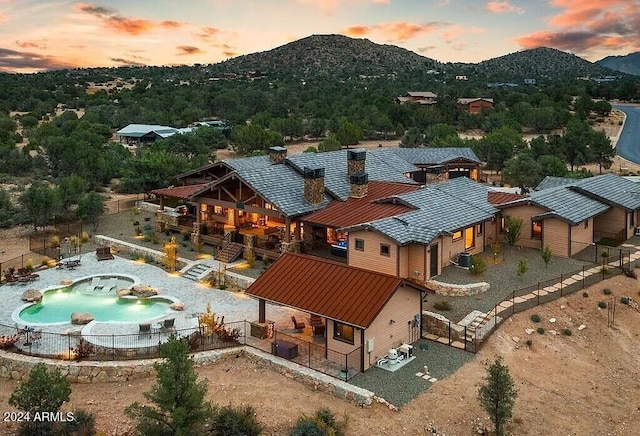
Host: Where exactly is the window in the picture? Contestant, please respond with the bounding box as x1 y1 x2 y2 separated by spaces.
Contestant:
333 322 354 344
380 244 390 256
584 220 589 229
464 227 475 250
476 223 482 235
532 220 542 239
452 230 462 241
355 239 365 251
500 217 506 233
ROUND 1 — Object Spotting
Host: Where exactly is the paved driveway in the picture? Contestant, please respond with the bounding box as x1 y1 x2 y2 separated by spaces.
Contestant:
613 104 640 164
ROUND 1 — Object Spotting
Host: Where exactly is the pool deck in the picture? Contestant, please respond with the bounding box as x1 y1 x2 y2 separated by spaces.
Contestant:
0 254 300 339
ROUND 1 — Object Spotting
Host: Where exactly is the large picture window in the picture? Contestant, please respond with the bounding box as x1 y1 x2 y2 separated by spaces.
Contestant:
333 322 354 344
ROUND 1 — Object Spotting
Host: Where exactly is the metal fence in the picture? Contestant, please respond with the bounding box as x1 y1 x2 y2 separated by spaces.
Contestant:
427 243 633 354
1 320 361 382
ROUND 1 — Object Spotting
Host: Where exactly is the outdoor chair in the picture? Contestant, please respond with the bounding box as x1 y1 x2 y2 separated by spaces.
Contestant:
138 323 152 339
96 246 114 261
101 278 118 293
85 277 102 292
160 318 176 332
30 330 42 347
291 316 305 332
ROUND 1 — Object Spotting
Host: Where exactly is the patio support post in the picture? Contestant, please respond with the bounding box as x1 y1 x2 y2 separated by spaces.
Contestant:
285 217 291 243
560 274 563 297
258 299 266 323
295 220 301 240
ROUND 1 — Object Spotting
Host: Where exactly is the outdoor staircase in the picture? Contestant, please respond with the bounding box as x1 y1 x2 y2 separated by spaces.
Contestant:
181 263 211 282
215 242 244 263
459 310 491 342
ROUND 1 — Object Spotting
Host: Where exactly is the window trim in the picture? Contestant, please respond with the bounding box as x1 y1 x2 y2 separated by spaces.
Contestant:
380 243 390 257
333 321 355 345
354 238 365 251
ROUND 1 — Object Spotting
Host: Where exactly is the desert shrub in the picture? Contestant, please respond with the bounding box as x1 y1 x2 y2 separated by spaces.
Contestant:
80 231 90 244
182 231 190 241
290 408 347 436
634 261 640 269
209 404 263 436
469 255 487 276
562 328 572 336
620 297 630 305
582 292 589 298
516 257 528 279
134 226 142 236
144 254 154 264
64 408 96 436
536 327 545 334
142 223 153 232
25 259 34 272
530 314 541 323
525 339 532 347
598 301 607 309
433 301 452 311
149 232 159 244
603 288 612 295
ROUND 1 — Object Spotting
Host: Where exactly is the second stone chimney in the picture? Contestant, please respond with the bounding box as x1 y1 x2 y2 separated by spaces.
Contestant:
303 166 325 205
268 146 287 164
350 172 369 198
347 149 366 176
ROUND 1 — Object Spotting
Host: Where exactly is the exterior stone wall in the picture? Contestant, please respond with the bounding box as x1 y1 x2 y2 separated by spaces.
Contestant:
425 279 490 296
347 159 365 176
0 347 374 407
421 311 464 342
350 183 368 198
304 177 324 205
94 235 189 269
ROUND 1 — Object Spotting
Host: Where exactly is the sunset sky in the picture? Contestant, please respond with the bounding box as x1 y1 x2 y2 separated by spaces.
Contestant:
1 0 639 73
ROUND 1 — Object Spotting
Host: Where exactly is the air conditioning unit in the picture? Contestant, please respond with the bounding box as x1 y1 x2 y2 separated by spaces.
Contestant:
398 343 414 359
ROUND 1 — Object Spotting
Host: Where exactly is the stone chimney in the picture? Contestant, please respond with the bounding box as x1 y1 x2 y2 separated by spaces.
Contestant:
268 146 287 164
347 149 366 176
350 172 369 198
303 166 325 205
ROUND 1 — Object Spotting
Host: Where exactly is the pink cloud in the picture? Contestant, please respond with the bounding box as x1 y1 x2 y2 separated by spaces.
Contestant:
440 24 465 41
15 40 48 50
485 1 524 14
343 21 447 42
75 2 183 35
177 46 203 55
0 12 5 22
295 0 388 11
516 0 640 57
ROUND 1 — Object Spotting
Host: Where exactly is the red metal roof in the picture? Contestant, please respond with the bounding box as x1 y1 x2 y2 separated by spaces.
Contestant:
246 253 408 328
151 184 206 200
488 191 526 205
302 181 419 228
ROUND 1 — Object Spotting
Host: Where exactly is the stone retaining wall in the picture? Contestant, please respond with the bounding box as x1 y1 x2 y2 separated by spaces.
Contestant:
0 347 374 407
94 235 189 268
421 311 464 342
425 279 490 296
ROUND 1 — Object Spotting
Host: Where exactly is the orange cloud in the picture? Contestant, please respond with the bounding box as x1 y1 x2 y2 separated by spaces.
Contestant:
223 50 238 57
485 1 524 14
15 40 48 50
177 46 203 55
440 24 465 41
343 21 447 42
516 0 640 57
0 12 5 22
295 0 388 11
75 2 182 35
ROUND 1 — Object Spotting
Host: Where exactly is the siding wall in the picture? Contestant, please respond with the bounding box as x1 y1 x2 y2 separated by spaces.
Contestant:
500 204 546 250
363 286 421 370
348 231 397 276
570 218 594 256
326 322 362 368
594 207 625 239
408 245 426 281
542 218 569 257
399 246 409 279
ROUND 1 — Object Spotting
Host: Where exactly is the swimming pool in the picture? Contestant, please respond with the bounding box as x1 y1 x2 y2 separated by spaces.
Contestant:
14 274 176 325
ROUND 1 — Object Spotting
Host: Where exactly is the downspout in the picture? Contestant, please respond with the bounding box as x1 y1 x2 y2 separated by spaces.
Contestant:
360 329 366 372
568 223 572 257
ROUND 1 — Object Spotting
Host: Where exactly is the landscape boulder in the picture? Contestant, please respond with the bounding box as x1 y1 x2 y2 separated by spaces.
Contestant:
22 288 42 303
116 288 131 297
71 312 94 325
170 302 185 311
130 285 158 298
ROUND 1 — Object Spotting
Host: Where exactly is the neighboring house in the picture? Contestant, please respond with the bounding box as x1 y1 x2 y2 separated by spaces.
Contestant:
456 98 494 114
117 124 192 145
394 91 438 105
245 252 429 372
455 75 468 81
524 78 538 85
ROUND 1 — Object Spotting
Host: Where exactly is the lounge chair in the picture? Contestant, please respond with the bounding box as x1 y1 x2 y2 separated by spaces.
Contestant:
85 277 102 292
291 316 305 332
101 278 118 293
96 246 114 261
160 318 176 332
138 323 152 339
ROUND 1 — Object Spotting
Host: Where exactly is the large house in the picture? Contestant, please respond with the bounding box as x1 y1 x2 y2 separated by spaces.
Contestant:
456 98 494 114
394 91 438 105
117 124 192 145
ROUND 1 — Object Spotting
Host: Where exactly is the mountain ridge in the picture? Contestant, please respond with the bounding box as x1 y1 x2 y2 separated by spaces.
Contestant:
597 52 640 76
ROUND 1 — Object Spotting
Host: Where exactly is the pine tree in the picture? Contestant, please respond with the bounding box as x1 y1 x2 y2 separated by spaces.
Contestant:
125 336 212 435
478 357 518 436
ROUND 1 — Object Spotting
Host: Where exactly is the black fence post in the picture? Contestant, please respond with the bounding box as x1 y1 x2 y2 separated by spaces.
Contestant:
537 282 540 306
448 321 451 345
560 273 563 297
582 266 585 289
464 326 467 351
512 292 515 315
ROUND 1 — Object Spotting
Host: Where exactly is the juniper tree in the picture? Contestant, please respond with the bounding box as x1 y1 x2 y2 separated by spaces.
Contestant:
478 357 518 436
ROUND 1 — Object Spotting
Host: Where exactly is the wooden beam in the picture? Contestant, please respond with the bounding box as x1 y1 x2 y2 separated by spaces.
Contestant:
258 299 266 323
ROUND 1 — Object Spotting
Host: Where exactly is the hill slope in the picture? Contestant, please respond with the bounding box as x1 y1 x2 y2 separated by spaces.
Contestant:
597 52 640 76
466 47 615 79
212 34 441 77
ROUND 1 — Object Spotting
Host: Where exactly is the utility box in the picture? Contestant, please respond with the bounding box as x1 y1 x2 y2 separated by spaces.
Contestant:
398 343 414 358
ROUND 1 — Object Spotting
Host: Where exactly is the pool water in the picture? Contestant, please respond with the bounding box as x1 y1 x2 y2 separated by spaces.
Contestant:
19 288 170 324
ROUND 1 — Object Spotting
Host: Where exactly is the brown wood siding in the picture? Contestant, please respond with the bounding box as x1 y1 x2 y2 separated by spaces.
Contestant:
399 246 409 278
570 218 594 257
348 230 397 276
500 204 545 250
408 245 426 281
543 218 569 257
594 207 625 240
363 286 421 370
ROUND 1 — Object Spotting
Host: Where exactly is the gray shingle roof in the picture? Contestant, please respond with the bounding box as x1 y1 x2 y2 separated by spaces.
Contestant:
572 173 640 211
286 149 417 201
117 124 178 138
535 176 578 191
529 186 609 224
343 178 497 245
372 147 481 165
